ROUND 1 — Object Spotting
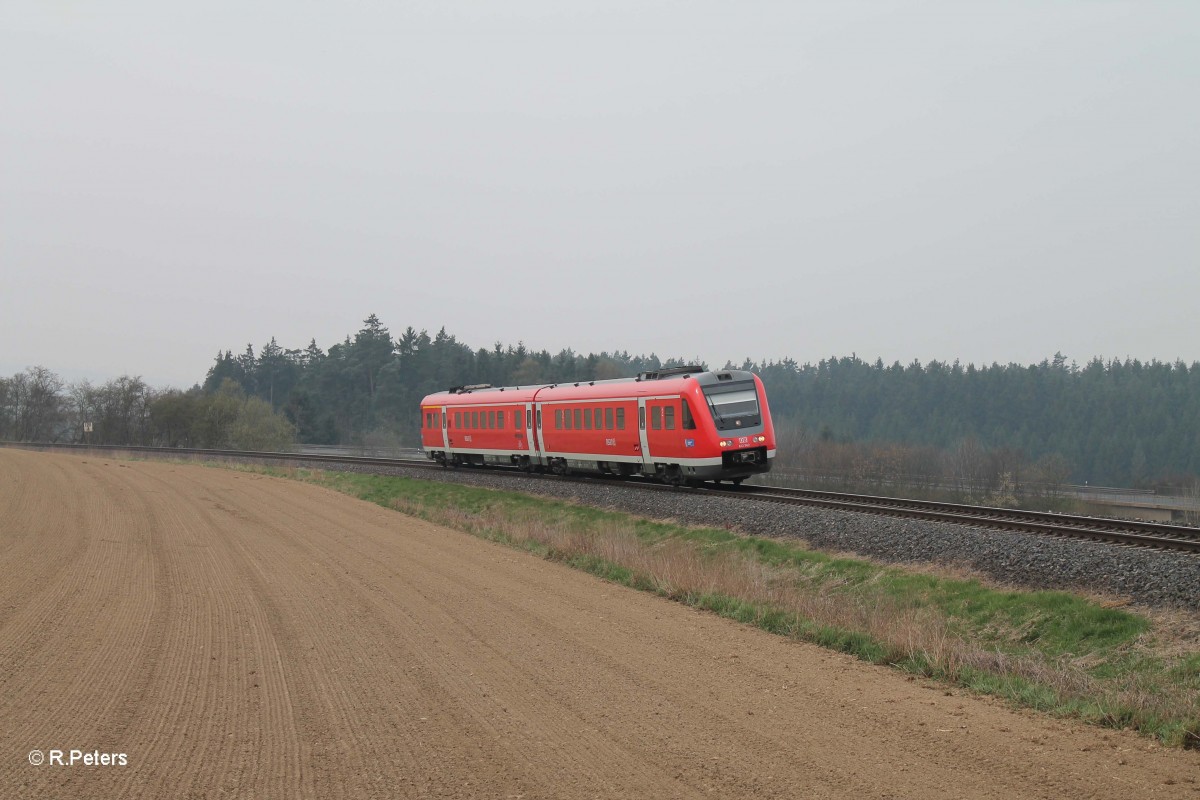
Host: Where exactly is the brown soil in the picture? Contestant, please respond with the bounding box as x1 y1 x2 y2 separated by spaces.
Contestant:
1 449 1196 799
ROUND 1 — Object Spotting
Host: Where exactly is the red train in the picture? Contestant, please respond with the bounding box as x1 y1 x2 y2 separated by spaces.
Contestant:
419 366 775 485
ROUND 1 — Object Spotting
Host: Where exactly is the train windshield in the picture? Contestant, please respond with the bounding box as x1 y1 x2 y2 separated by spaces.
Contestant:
701 382 762 431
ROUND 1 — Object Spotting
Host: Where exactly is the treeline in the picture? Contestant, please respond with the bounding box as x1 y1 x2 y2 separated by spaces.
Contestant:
758 354 1200 488
0 368 294 451
9 313 1200 489
198 316 1200 487
201 315 693 450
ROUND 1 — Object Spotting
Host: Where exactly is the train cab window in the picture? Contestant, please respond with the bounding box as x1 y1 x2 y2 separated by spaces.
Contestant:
594 408 602 429
555 409 563 429
665 406 675 430
651 407 661 430
573 409 582 429
605 408 614 430
681 399 696 430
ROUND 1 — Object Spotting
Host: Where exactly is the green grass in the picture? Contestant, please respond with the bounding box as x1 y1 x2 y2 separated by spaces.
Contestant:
233 464 1200 748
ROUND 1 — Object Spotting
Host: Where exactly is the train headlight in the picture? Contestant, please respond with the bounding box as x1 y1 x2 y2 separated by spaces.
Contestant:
755 435 766 443
719 439 732 447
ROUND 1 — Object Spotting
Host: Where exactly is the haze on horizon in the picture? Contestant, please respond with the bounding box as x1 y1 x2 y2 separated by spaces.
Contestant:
2 2 1197 388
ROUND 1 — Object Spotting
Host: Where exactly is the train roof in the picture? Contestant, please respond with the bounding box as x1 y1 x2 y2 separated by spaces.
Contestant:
420 368 758 407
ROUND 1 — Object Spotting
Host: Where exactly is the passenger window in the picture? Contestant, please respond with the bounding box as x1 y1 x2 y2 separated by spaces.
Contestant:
594 408 602 429
665 406 675 430
537 409 542 428
455 412 462 428
583 408 592 430
565 408 573 430
472 411 479 429
498 410 504 430
639 407 645 430
651 407 661 430
605 408 614 430
489 411 496 429
555 409 562 429
617 408 626 430
574 409 582 429
527 410 533 429
515 410 522 430
441 412 446 429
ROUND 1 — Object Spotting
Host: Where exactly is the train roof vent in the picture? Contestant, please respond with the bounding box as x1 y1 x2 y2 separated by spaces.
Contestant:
448 383 493 394
636 365 705 381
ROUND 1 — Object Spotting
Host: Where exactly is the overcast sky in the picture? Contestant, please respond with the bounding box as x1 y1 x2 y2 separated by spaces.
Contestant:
3 2 1197 387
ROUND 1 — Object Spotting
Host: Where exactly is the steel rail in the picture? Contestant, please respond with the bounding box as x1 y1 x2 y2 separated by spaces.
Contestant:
6 441 1199 554
695 485 1200 553
727 486 1200 543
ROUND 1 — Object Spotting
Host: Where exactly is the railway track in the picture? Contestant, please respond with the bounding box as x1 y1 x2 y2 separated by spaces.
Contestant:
702 485 1200 553
6 441 1200 555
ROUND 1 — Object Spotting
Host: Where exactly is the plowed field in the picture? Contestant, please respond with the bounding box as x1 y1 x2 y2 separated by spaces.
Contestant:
1 449 1195 798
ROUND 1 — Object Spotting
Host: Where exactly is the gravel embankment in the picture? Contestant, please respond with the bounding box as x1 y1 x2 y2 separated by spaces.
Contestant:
254 457 1200 611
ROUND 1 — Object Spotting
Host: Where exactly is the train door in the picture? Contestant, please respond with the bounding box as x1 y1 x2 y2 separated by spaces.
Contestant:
643 398 670 457
440 407 449 452
524 402 541 463
637 397 652 469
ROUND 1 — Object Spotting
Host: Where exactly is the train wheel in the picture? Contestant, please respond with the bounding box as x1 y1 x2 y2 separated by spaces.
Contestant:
663 465 684 487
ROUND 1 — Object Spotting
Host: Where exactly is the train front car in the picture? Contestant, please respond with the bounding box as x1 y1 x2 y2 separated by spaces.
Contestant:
533 366 776 486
